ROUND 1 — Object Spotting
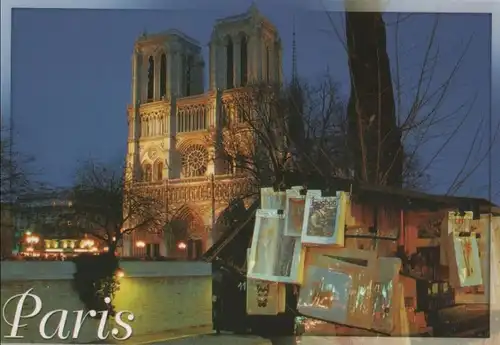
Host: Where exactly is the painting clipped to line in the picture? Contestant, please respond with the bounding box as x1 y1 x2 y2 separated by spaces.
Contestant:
297 257 373 329
301 190 347 246
248 209 304 284
440 211 473 266
449 233 483 288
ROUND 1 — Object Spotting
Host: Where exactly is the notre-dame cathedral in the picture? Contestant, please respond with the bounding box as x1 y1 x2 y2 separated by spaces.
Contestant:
122 4 283 259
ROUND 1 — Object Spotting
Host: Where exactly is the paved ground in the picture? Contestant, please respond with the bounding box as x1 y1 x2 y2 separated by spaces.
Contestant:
136 334 271 345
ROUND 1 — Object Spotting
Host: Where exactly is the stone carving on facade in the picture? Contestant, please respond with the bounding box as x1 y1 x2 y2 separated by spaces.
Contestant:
147 147 159 160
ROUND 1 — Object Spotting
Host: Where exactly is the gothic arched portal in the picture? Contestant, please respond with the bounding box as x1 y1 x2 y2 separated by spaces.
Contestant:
169 205 206 259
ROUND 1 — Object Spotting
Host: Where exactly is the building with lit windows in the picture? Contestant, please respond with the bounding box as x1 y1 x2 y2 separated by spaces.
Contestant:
123 4 283 259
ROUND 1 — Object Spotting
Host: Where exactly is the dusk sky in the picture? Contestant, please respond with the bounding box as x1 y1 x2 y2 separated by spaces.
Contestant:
10 1 498 202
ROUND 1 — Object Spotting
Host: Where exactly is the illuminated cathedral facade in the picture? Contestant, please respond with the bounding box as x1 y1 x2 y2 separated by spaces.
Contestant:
122 4 283 258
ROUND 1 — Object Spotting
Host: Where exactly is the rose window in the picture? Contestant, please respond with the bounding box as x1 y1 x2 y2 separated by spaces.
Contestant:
182 145 208 177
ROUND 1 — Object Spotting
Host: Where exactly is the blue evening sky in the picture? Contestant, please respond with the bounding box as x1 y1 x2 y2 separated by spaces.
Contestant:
10 1 497 202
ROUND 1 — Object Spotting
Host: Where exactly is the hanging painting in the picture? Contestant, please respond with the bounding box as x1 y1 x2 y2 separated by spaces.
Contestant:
440 211 473 266
248 209 304 284
301 190 347 246
284 188 306 237
297 257 374 330
447 232 483 288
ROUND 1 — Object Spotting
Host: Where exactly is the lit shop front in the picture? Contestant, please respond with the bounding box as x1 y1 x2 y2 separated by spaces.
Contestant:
21 232 105 257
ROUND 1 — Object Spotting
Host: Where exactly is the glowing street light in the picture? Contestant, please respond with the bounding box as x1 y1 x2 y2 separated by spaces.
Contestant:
115 268 125 278
135 240 146 248
25 235 40 245
177 241 187 250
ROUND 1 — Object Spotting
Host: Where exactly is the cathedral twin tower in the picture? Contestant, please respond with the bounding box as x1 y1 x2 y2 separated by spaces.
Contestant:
127 4 282 183
123 5 284 257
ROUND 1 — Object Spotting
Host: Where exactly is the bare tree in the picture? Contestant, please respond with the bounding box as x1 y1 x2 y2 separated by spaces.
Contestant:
0 126 41 203
324 7 498 193
208 76 350 190
66 159 167 255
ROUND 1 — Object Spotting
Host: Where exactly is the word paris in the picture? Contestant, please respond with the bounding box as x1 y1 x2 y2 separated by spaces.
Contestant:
2 289 135 341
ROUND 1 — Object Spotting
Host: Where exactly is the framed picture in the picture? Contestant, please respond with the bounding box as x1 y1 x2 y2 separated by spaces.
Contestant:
448 232 483 288
301 190 347 246
297 258 374 329
260 187 286 210
284 188 305 237
248 209 304 284
440 211 473 266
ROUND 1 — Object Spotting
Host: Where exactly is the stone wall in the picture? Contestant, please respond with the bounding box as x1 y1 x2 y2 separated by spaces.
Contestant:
1 260 212 343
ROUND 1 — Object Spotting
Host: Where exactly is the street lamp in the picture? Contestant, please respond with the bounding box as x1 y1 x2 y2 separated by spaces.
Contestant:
25 234 40 245
135 240 146 248
177 241 187 250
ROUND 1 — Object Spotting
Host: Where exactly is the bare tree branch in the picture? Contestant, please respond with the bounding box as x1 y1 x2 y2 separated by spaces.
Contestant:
64 159 167 254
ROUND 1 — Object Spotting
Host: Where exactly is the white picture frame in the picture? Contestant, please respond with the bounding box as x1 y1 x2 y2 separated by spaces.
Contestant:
248 209 304 284
301 190 347 246
297 257 374 329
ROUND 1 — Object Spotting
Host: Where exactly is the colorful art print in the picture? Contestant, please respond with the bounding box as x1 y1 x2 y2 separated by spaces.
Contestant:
452 234 482 287
306 196 337 237
298 265 352 324
284 189 305 237
301 191 346 246
248 210 304 283
260 187 286 210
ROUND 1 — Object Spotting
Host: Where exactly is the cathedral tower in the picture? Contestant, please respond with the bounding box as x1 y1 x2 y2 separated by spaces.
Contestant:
127 30 205 183
208 3 283 90
132 29 204 103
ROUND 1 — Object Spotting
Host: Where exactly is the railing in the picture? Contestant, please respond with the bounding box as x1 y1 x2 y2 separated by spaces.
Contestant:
176 94 216 133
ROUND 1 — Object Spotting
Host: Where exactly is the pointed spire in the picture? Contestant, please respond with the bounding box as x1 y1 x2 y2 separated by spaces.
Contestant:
292 16 297 83
248 1 259 15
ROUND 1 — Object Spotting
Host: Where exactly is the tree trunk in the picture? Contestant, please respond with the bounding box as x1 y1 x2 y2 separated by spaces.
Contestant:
345 11 403 187
108 241 118 257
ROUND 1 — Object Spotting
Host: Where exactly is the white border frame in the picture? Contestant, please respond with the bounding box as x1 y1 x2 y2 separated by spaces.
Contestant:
1 0 498 343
